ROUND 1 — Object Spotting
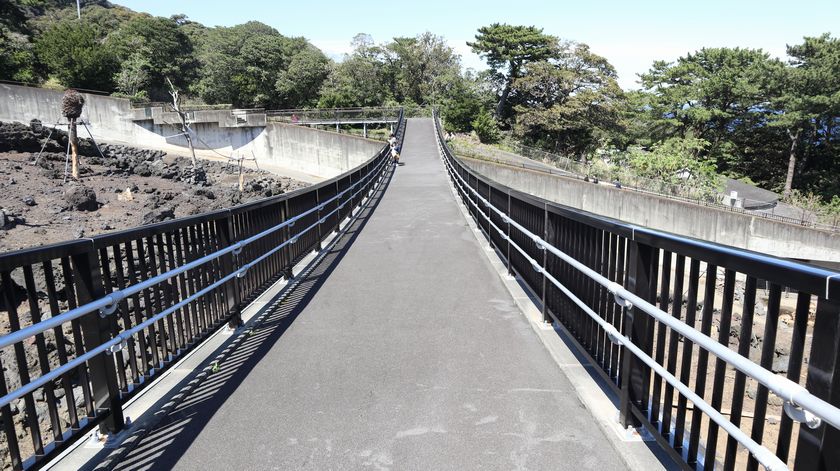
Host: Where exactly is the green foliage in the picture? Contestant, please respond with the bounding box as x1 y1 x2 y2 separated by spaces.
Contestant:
769 34 840 195
468 23 558 120
34 19 117 90
511 43 623 157
638 47 784 167
318 55 391 108
195 22 328 108
468 24 556 73
621 137 722 198
274 44 330 107
441 91 481 133
628 38 840 200
0 1 39 82
0 29 38 82
472 109 500 143
109 15 198 100
439 72 487 133
386 32 462 105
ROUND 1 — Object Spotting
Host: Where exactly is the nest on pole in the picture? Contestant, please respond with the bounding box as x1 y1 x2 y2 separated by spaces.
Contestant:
61 89 85 119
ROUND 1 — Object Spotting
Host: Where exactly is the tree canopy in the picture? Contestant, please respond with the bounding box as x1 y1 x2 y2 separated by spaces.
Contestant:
468 23 557 121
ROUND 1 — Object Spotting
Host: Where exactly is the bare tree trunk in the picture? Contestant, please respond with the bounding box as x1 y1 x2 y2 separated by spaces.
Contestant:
167 77 198 168
69 118 79 179
783 128 801 198
182 123 197 168
495 78 512 120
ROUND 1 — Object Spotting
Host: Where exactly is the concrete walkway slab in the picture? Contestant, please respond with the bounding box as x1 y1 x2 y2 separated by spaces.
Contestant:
103 119 629 471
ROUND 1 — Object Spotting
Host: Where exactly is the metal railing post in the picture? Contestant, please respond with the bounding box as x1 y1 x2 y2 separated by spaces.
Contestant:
216 216 242 329
618 240 656 428
794 297 840 471
542 203 550 323
315 188 323 252
506 192 513 277
71 250 125 434
282 199 294 280
335 180 341 233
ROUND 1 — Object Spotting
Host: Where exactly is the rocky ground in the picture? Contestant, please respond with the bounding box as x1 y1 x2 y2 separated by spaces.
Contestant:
0 120 308 252
0 119 310 468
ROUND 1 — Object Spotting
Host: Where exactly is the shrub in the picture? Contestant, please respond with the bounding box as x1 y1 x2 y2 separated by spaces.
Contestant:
471 109 499 144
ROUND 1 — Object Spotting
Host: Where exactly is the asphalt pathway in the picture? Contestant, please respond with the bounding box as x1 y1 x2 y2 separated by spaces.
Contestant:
112 119 626 471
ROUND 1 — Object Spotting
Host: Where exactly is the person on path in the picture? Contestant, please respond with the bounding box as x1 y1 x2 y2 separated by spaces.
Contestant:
391 145 400 166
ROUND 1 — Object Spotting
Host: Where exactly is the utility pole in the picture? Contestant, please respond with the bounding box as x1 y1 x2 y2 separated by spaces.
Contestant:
76 0 81 19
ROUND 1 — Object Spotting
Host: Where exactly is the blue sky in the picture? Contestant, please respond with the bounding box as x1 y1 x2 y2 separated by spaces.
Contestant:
116 0 838 90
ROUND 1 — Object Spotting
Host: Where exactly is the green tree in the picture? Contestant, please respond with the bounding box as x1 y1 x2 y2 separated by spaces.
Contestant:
770 34 840 197
0 1 40 82
511 43 623 157
0 29 38 82
440 81 483 133
113 52 150 99
195 21 328 108
468 23 557 121
318 34 392 108
274 42 330 108
110 15 198 100
385 32 461 105
34 19 117 90
637 47 784 172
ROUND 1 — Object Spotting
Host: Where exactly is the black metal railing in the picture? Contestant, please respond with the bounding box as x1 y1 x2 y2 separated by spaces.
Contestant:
434 111 840 471
0 111 404 470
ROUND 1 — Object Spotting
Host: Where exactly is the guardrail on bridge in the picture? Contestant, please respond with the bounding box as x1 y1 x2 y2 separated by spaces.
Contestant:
434 111 840 471
0 111 404 470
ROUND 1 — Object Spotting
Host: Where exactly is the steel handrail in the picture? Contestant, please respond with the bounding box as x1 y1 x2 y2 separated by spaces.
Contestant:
435 118 839 470
442 154 787 470
0 142 397 410
439 131 839 429
0 146 393 351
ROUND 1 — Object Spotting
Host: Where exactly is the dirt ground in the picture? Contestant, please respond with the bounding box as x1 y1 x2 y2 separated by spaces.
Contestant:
0 150 308 253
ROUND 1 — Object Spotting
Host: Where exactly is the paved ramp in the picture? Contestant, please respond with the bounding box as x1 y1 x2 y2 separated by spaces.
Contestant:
112 119 625 470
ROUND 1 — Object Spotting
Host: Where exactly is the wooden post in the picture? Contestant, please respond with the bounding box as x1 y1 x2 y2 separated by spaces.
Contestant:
69 118 79 179
238 156 245 192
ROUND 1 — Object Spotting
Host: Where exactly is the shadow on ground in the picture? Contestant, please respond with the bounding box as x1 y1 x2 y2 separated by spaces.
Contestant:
96 164 394 471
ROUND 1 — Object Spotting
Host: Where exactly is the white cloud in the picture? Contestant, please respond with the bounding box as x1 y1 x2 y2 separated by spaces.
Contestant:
310 39 353 62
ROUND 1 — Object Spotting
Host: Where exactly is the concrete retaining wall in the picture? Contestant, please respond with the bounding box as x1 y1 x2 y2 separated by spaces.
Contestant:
0 83 383 180
463 158 840 263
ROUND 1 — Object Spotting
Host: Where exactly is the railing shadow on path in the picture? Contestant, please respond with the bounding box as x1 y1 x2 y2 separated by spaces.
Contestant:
79 162 397 471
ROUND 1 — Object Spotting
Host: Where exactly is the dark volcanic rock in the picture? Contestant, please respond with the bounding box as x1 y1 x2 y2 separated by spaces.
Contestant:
142 208 175 225
63 184 98 211
179 166 208 186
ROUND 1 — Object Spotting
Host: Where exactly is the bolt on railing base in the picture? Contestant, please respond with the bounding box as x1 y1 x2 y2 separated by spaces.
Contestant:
85 417 133 450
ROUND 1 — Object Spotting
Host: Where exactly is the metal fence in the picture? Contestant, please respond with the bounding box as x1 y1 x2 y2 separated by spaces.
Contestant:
0 111 404 470
266 107 402 124
435 112 840 471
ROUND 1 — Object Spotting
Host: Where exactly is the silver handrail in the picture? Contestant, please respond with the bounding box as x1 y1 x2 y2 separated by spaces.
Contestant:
0 146 395 409
434 120 839 471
